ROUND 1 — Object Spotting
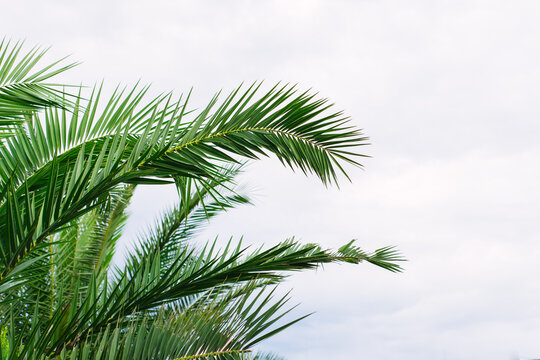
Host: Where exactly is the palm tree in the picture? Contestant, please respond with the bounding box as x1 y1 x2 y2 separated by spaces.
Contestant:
0 40 403 359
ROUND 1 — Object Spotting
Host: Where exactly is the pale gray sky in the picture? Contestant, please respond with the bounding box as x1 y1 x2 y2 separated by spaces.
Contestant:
3 1 540 359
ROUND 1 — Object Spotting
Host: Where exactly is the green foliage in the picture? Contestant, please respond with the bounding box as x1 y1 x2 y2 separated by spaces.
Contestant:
0 39 77 138
0 40 404 360
0 327 8 359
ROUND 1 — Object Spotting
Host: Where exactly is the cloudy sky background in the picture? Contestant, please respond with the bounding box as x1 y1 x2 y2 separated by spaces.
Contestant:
3 1 540 359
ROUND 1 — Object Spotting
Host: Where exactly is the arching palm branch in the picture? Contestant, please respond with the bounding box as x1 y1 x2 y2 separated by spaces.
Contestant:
0 40 404 359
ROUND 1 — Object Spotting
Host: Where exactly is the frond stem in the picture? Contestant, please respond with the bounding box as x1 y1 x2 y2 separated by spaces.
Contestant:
173 349 251 360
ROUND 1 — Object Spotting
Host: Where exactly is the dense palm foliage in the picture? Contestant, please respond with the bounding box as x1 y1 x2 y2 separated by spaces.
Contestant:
0 40 403 359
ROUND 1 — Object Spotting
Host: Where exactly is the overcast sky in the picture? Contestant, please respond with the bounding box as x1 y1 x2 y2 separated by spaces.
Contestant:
3 1 540 359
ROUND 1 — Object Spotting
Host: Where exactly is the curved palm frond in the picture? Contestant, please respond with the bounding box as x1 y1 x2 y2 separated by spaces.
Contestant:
0 81 370 293
35 237 402 355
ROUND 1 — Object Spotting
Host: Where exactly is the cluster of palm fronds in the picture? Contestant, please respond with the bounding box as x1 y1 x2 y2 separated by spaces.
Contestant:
0 40 404 359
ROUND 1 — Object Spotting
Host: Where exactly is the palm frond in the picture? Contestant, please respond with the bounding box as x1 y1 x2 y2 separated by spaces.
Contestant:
101 238 403 334
0 39 78 138
0 82 370 291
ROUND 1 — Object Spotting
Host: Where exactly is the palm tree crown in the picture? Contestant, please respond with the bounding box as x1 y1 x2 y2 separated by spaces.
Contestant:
0 40 403 359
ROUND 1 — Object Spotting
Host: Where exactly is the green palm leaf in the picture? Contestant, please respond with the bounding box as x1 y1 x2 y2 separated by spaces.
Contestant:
0 39 78 138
